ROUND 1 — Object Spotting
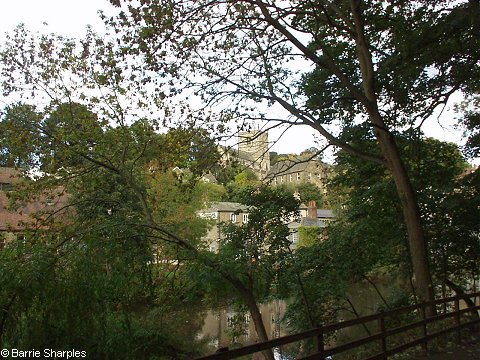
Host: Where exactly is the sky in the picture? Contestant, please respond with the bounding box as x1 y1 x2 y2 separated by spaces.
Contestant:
0 1 476 164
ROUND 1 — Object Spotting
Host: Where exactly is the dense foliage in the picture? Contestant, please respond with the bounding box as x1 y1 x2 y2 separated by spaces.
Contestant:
0 1 479 358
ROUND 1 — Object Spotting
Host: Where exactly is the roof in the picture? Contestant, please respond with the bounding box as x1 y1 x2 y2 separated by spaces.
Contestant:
0 189 69 232
0 168 69 232
0 167 22 186
201 173 218 183
201 201 249 213
317 209 335 219
301 218 329 227
288 218 329 229
267 158 325 177
457 166 479 179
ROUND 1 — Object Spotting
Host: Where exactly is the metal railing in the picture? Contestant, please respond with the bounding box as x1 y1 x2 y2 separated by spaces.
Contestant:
195 291 480 360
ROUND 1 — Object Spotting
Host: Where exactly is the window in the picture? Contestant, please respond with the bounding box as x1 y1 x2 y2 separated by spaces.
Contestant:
308 173 312 181
297 172 301 181
230 213 237 223
17 233 27 248
243 214 249 224
291 231 298 244
289 174 293 182
280 176 283 183
0 182 13 191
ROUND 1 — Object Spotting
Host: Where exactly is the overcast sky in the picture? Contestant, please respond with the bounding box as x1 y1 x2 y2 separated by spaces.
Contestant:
0 1 476 164
0 1 108 38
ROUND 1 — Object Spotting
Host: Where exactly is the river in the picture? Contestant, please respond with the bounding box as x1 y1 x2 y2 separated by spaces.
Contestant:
196 275 405 357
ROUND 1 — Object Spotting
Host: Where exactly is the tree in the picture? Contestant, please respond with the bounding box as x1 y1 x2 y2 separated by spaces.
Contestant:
276 181 324 207
426 168 480 294
0 108 214 357
0 29 221 357
223 168 261 201
297 226 323 248
457 94 480 158
281 133 476 338
0 28 300 356
0 104 43 168
106 0 480 308
328 129 473 296
296 182 324 206
187 186 299 358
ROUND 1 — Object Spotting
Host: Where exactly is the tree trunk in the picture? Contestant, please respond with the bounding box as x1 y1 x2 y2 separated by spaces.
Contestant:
373 120 436 316
350 0 436 314
236 284 275 360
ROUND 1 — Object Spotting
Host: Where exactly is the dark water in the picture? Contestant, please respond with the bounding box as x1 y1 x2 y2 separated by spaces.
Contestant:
199 299 287 349
196 277 403 357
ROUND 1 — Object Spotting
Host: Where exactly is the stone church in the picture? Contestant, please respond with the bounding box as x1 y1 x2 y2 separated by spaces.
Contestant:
220 130 327 190
219 130 271 180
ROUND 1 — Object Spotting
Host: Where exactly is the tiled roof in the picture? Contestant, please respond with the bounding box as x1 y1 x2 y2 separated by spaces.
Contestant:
201 201 249 213
288 218 329 228
301 218 329 227
267 158 326 177
0 190 69 232
0 168 69 232
317 209 335 219
458 166 479 179
0 167 22 185
268 160 309 175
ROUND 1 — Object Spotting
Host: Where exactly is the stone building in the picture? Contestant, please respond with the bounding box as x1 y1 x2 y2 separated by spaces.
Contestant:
266 158 328 190
237 130 270 176
288 201 335 248
197 199 335 252
218 130 329 188
219 130 271 180
197 201 249 252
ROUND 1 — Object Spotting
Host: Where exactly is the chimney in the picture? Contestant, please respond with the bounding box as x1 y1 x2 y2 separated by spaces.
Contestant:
307 200 317 219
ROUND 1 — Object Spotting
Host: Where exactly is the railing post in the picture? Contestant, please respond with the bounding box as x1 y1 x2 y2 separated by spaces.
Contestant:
454 296 461 345
316 325 325 360
378 312 387 359
420 302 428 354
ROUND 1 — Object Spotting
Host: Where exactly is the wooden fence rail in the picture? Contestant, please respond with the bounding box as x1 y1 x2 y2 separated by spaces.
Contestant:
195 291 480 360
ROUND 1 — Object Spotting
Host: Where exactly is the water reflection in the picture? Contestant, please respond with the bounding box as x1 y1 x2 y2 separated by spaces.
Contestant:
199 300 287 349
196 277 404 358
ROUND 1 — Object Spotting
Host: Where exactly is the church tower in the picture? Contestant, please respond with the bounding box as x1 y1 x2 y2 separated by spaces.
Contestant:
237 130 270 177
